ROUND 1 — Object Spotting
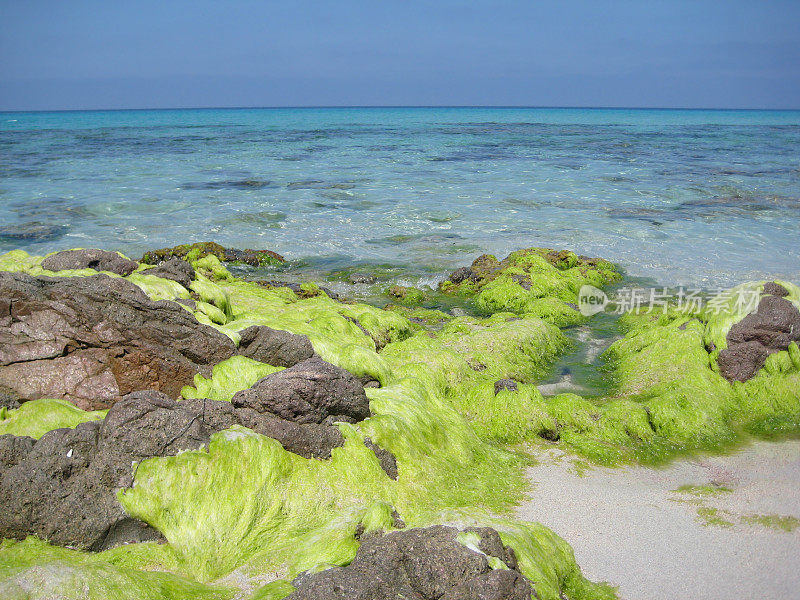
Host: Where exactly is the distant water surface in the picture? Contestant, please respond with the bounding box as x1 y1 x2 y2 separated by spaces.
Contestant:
1 107 799 287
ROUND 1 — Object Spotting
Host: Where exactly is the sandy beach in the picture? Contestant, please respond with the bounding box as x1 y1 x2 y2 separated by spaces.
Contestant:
518 440 800 599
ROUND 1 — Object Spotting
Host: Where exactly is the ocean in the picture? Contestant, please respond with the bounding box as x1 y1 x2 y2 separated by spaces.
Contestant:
1 107 799 289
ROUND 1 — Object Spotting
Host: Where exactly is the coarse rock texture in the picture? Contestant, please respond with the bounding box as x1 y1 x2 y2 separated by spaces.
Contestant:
143 258 196 289
237 325 316 368
232 356 371 424
0 246 622 600
0 271 236 409
140 241 285 267
0 387 368 553
717 293 800 382
285 525 532 600
439 247 620 326
41 249 139 277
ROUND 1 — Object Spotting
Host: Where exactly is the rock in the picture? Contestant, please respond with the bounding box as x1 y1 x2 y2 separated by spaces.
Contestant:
0 386 22 411
0 272 236 409
231 357 371 424
348 273 377 285
140 241 284 267
763 281 790 297
285 525 532 600
0 221 68 242
257 280 340 300
41 249 139 277
718 295 800 382
237 326 315 368
385 285 425 306
494 379 518 394
448 266 473 284
0 389 350 552
145 258 196 288
364 437 398 480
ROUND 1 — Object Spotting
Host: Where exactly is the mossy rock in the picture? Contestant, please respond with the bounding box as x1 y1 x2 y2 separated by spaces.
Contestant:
385 284 426 306
440 247 621 317
140 241 285 267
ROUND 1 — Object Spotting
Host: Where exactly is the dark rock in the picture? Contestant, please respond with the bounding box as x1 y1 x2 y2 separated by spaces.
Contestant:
0 389 349 552
349 273 377 285
494 379 518 394
145 258 196 288
448 266 473 284
285 525 533 600
141 241 285 267
41 249 139 277
0 272 236 409
763 281 790 297
364 437 398 480
0 386 22 411
0 221 68 242
237 326 315 368
717 295 800 382
231 356 370 424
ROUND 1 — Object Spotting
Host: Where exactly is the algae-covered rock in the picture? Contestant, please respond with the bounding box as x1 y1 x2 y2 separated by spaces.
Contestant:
0 272 236 409
440 247 620 322
385 284 426 306
286 525 531 600
141 241 285 267
41 249 139 277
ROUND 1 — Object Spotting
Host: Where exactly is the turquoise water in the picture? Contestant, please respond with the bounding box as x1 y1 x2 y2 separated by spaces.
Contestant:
1 107 799 288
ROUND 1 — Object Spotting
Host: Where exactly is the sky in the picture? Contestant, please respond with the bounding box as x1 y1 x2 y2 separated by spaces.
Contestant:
1 0 799 111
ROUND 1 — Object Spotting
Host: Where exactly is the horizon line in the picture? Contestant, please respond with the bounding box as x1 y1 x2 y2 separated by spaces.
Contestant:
2 104 800 115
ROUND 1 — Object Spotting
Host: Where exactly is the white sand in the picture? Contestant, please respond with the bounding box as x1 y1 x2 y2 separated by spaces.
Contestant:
517 440 800 600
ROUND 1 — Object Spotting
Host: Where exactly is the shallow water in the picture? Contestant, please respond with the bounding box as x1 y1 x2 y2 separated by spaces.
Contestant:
1 107 799 287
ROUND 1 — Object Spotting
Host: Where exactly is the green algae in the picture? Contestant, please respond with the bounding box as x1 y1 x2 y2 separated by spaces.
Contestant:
740 513 800 532
440 248 621 323
140 242 285 268
0 399 106 439
673 484 733 497
181 356 284 402
0 538 232 600
385 284 426 306
696 507 735 528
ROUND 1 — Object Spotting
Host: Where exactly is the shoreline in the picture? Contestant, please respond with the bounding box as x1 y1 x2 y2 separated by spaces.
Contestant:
519 440 800 599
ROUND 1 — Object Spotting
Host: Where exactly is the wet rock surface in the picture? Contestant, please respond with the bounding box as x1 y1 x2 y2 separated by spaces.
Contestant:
141 241 284 267
232 356 371 424
286 525 532 600
237 325 316 368
41 248 139 277
144 257 195 288
0 272 236 409
718 294 800 382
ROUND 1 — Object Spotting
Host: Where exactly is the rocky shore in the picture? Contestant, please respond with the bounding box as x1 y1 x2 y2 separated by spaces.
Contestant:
0 243 798 600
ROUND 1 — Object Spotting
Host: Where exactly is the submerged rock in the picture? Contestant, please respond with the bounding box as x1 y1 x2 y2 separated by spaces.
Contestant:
41 248 139 277
232 356 371 424
0 272 236 409
141 241 285 267
348 273 378 285
144 257 196 288
237 325 316 368
718 294 800 382
0 221 68 242
286 525 532 600
385 285 425 306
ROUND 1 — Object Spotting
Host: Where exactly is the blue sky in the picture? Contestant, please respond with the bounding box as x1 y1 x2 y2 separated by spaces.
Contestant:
1 0 798 110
